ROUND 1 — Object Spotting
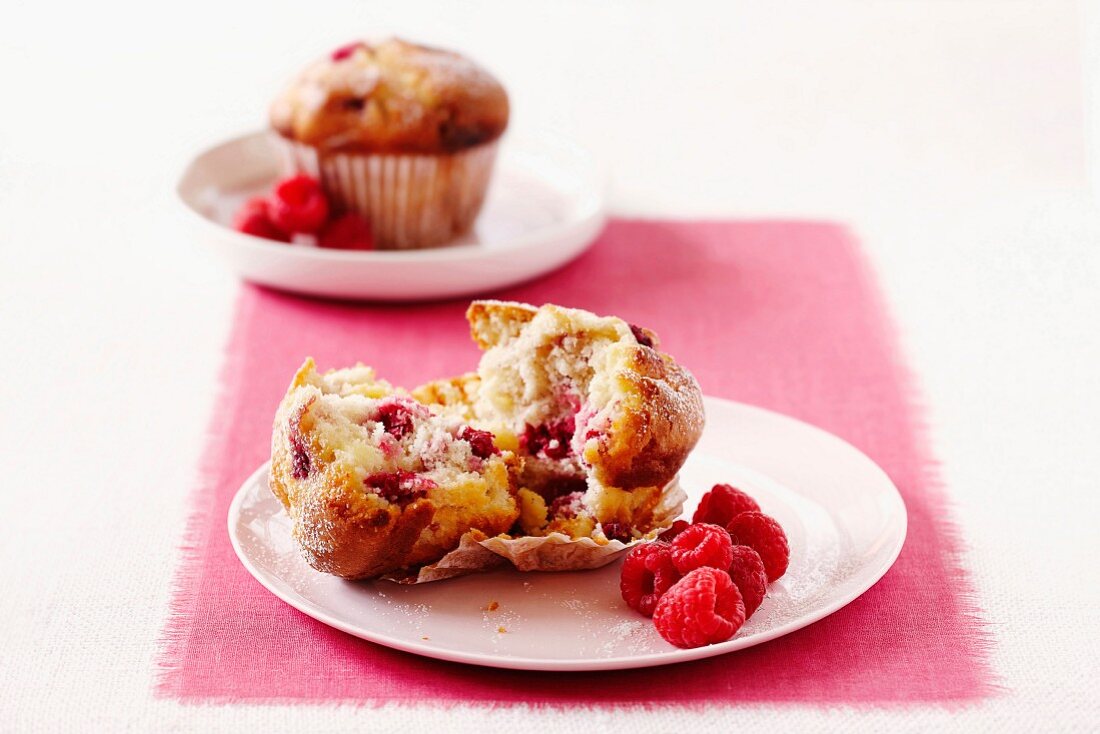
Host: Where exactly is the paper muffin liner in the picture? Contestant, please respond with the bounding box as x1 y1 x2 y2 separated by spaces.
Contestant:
382 477 687 584
380 532 509 584
271 135 499 250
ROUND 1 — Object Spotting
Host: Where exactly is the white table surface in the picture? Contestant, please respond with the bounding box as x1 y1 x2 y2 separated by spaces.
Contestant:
2 1 1098 731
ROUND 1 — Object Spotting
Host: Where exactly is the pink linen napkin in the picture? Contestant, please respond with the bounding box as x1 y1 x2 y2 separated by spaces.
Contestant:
158 219 994 705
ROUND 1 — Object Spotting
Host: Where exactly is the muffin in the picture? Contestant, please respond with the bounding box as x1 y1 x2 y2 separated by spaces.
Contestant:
270 38 509 250
270 302 704 581
413 301 705 544
269 359 520 580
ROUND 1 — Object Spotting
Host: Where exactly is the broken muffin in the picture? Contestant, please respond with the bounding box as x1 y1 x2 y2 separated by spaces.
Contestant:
269 359 520 579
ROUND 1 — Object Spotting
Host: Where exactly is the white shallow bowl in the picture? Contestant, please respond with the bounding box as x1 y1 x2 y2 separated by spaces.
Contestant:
229 396 907 672
177 131 606 301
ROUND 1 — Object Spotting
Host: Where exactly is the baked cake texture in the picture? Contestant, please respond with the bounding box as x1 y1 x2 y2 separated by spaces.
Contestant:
415 301 705 544
269 360 519 579
268 38 509 249
270 302 705 579
270 38 509 155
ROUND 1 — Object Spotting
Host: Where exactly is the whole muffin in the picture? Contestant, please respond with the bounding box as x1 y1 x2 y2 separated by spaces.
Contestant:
270 38 509 249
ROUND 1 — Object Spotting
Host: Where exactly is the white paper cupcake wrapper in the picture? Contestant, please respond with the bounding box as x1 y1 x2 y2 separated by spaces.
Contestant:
271 135 499 250
382 477 687 584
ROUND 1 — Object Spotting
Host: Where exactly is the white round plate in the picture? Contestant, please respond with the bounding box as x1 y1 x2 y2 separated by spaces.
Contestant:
229 396 906 671
177 131 606 301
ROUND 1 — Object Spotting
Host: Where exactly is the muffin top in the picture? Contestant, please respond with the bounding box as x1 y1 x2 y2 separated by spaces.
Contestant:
270 38 509 155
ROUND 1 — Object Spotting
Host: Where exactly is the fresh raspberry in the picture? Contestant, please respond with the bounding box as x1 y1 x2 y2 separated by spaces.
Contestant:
269 175 329 234
619 542 681 617
669 523 733 574
365 471 436 505
726 511 789 581
458 426 499 459
554 385 582 415
331 41 366 61
657 520 690 542
318 212 375 250
727 545 768 618
692 483 761 527
653 567 745 648
233 196 289 242
375 401 415 440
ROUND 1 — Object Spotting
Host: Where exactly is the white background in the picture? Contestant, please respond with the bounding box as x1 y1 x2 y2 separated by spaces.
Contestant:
2 1 1098 731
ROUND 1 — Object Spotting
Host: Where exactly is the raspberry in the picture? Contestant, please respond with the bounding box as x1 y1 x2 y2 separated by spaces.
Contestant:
232 196 289 242
602 521 632 543
619 542 681 617
548 491 584 519
331 41 366 61
657 520 690 542
692 483 761 527
653 567 745 648
269 175 329 234
521 417 575 459
458 426 499 459
365 471 436 505
288 431 311 479
318 212 375 250
727 545 768 618
628 323 657 348
726 511 790 581
375 401 415 440
669 523 733 574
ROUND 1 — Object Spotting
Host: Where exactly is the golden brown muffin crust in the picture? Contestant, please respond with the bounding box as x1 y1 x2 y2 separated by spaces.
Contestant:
270 38 509 155
588 346 706 489
463 300 705 495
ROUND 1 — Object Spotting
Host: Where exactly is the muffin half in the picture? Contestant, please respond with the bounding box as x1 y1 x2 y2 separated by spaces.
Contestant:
414 301 705 544
269 359 519 579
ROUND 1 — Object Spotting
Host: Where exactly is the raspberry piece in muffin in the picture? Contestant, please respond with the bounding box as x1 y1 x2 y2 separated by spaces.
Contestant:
364 470 436 505
521 416 576 460
458 426 499 459
330 41 367 62
375 399 418 439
